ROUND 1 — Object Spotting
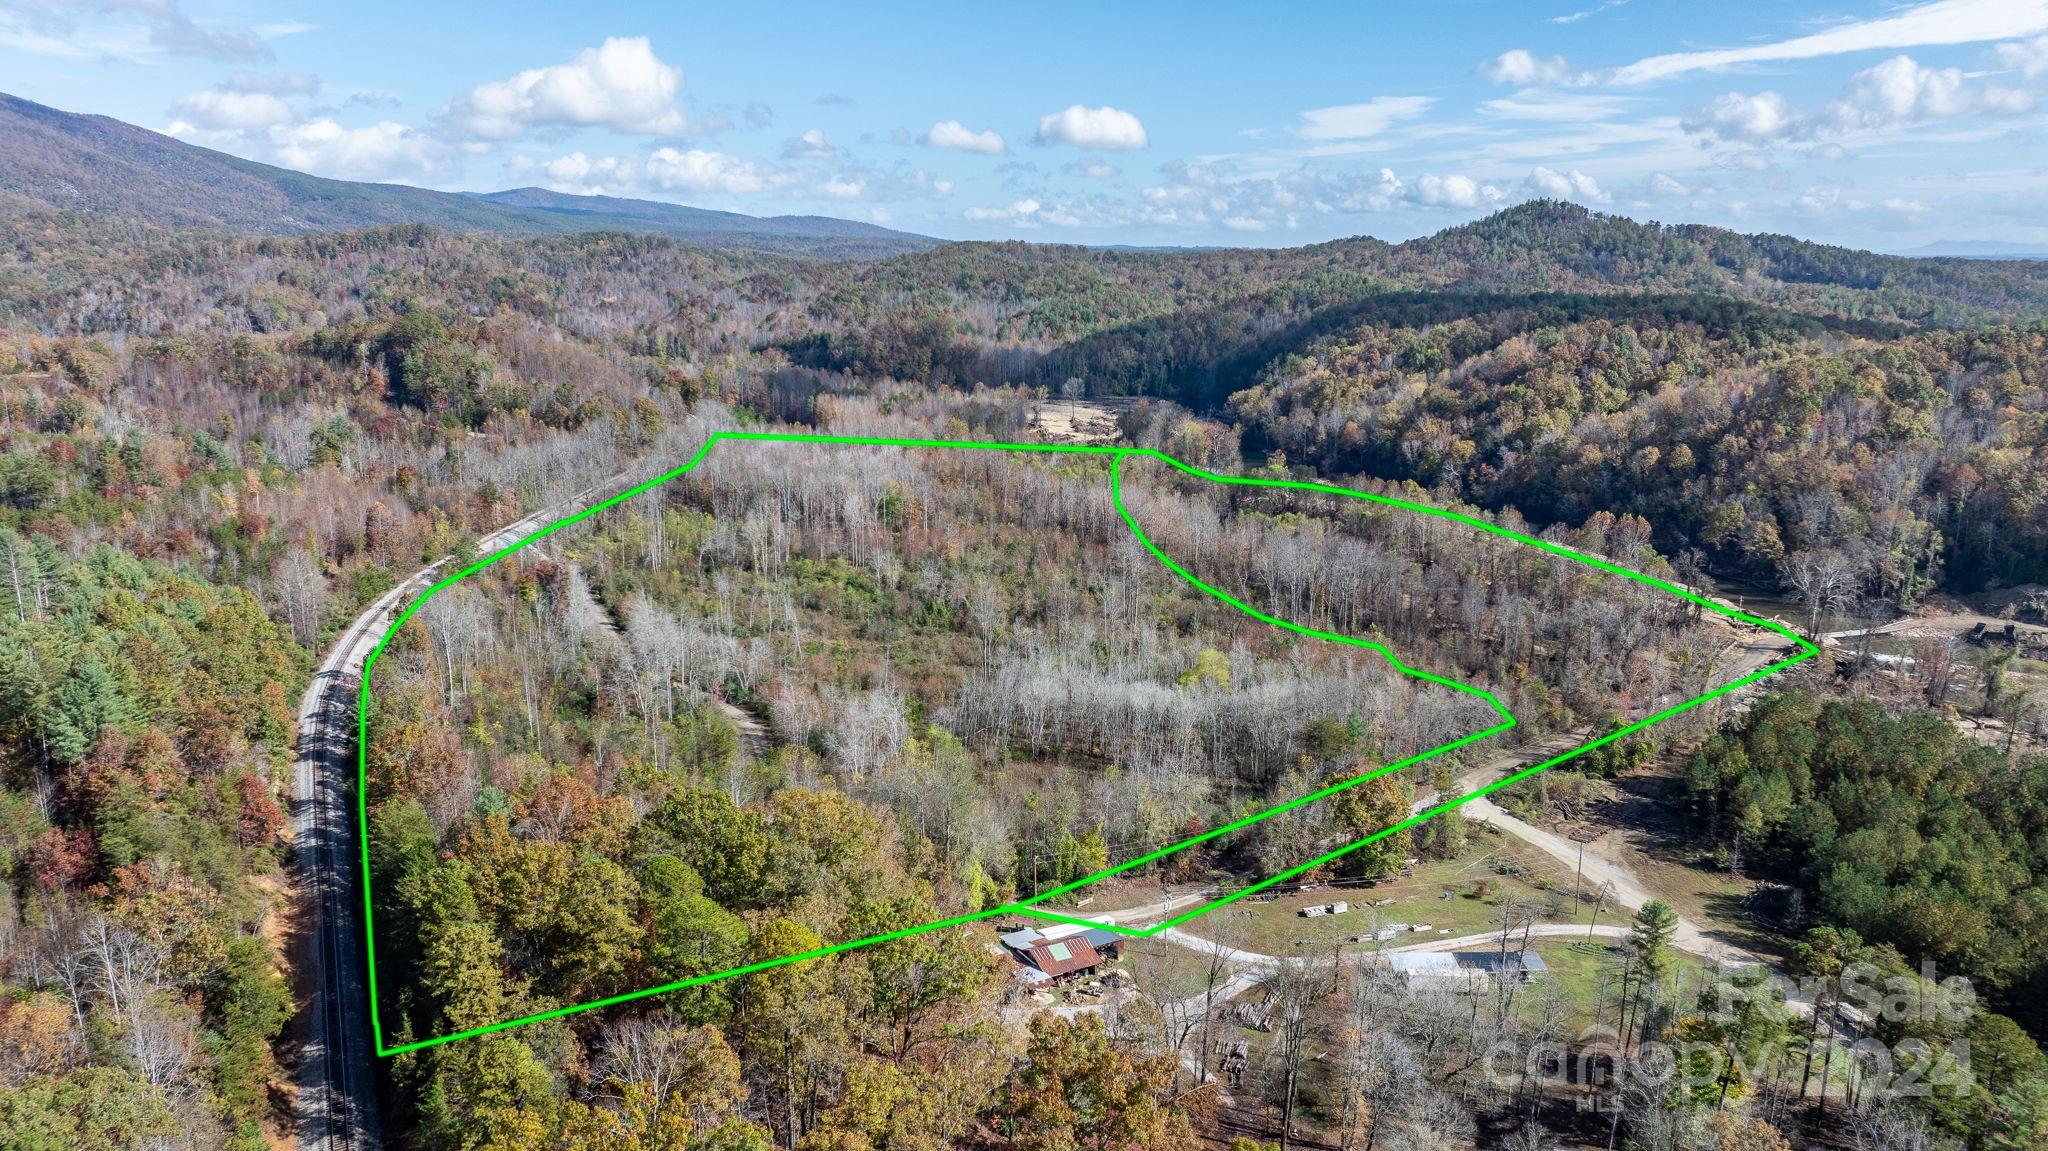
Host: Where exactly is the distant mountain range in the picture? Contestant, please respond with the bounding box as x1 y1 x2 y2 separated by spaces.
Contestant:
1898 240 2048 260
0 92 940 259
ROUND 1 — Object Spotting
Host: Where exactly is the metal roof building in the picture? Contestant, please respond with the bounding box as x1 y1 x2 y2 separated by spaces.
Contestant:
1025 936 1104 980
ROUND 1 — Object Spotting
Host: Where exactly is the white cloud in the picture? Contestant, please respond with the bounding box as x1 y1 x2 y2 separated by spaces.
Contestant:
922 119 1006 154
642 147 777 195
0 0 277 61
1134 162 1523 228
1220 215 1267 231
1833 54 2033 126
1683 91 1810 143
173 89 293 131
1293 96 1435 140
1649 172 1690 196
781 128 837 159
522 148 793 199
1527 166 1610 203
1552 0 1629 24
1477 90 1635 122
1482 49 1587 86
1685 55 2035 144
1610 0 2048 85
543 152 595 183
1414 173 1505 209
271 119 443 182
537 151 628 191
1035 105 1149 149
443 36 687 140
964 198 1042 223
1366 167 1407 206
821 175 864 199
0 13 100 58
1995 34 2048 77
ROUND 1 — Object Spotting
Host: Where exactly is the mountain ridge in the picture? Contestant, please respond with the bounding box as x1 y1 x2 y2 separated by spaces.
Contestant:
0 91 940 259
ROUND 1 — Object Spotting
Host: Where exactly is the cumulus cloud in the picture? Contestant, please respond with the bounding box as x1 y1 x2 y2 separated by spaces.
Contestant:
271 119 444 182
533 151 630 191
922 119 1006 154
520 147 804 199
1220 216 1267 232
1684 90 1809 143
780 128 837 159
1648 172 1690 196
642 147 779 195
1414 173 1505 209
531 144 951 206
1527 166 1610 203
173 88 294 131
1685 54 2035 144
1132 161 1528 230
1995 34 2048 76
1482 49 1588 86
443 37 688 140
1035 105 1148 150
1293 96 1435 140
1834 54 2033 126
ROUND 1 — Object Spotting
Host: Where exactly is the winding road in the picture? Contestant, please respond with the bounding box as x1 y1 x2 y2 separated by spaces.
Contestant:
290 485 623 1151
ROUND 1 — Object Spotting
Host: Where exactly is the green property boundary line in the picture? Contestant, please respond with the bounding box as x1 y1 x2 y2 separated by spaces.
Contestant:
356 431 1817 1057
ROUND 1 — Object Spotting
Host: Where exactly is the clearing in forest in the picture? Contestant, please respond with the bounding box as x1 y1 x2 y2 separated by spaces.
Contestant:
358 431 1815 1055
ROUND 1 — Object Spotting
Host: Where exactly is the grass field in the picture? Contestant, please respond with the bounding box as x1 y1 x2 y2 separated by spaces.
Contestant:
1187 825 1624 958
1531 939 1716 1033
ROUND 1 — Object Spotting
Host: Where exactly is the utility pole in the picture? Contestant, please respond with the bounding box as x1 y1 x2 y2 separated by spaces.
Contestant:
1568 824 1605 915
1588 880 1616 943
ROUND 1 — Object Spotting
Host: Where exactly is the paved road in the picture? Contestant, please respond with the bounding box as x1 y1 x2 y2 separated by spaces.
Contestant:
290 484 623 1151
291 575 417 1151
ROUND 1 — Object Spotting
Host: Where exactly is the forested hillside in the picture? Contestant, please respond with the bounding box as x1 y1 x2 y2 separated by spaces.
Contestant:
1231 307 2048 594
359 421 1730 1147
0 92 938 259
0 543 303 1149
1 170 2046 1150
9 194 2041 614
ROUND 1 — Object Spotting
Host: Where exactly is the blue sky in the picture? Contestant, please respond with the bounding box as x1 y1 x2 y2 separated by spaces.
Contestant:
5 0 2048 248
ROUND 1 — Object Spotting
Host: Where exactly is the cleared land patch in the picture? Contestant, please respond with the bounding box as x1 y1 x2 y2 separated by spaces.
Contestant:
360 431 1814 1055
